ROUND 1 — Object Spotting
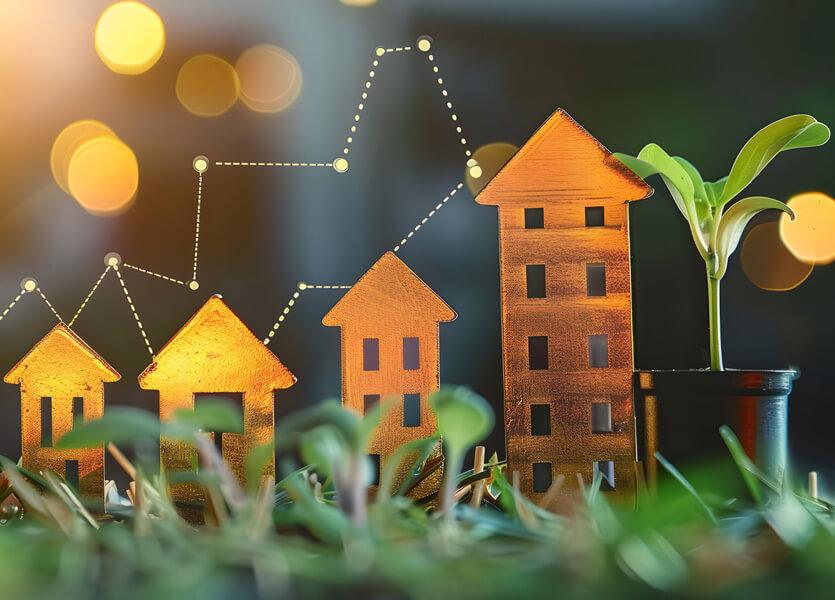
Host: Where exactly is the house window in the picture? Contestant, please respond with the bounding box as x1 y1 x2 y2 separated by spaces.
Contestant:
530 404 551 436
65 460 79 490
41 397 52 447
363 394 380 414
363 338 379 371
526 264 546 298
403 394 421 427
594 460 616 491
403 337 420 370
532 462 553 493
588 334 609 368
72 397 84 430
524 208 544 229
586 263 606 297
585 206 604 227
592 402 612 433
369 454 381 486
194 392 244 456
528 336 549 370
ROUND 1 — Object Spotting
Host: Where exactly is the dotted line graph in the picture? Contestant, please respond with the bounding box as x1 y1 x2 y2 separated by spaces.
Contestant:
0 35 480 360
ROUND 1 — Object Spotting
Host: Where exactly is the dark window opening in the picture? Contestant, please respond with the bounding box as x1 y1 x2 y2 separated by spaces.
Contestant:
65 460 79 490
524 208 544 229
585 206 604 227
363 394 380 414
530 404 551 436
589 335 609 368
403 394 421 427
526 264 546 298
363 338 379 371
369 454 381 486
41 397 52 447
194 393 244 457
403 337 420 370
528 336 549 370
533 462 553 493
72 397 84 430
592 403 612 433
594 460 616 491
586 263 606 297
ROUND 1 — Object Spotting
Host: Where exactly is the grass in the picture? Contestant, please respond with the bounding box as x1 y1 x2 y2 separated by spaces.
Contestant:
1 386 834 599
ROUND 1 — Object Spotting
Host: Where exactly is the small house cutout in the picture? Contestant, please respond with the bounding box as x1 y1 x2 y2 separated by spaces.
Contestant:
323 252 456 490
138 295 296 510
4 323 120 510
475 108 652 505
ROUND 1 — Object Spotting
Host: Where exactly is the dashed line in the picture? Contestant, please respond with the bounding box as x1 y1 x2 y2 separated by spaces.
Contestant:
36 288 63 323
0 291 25 324
122 264 186 286
263 283 352 345
68 267 111 327
393 182 464 252
214 162 333 168
193 172 203 280
424 53 472 159
113 267 155 357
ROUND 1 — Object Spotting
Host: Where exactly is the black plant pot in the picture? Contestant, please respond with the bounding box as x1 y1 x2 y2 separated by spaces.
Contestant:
634 369 795 490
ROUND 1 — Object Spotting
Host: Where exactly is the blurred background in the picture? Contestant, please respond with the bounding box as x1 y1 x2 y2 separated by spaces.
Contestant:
0 0 833 484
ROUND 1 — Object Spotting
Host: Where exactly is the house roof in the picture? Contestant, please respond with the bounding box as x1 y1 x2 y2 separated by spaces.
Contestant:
138 295 296 390
475 108 653 206
4 323 120 384
322 252 456 327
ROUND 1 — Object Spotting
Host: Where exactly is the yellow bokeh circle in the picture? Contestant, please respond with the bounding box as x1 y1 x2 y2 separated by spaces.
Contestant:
779 192 835 265
176 54 240 117
465 142 519 196
95 1 165 75
51 120 116 195
68 136 139 216
742 221 813 292
235 44 303 113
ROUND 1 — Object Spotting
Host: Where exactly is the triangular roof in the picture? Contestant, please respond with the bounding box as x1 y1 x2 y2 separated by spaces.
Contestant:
138 295 296 390
323 252 456 327
476 108 652 206
4 323 120 384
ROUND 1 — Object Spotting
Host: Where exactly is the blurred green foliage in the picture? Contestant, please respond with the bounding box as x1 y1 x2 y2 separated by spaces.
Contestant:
1 386 834 599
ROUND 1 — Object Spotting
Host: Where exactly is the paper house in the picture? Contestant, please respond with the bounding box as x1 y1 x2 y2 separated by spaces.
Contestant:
4 323 120 510
138 295 296 509
323 252 456 490
475 109 652 504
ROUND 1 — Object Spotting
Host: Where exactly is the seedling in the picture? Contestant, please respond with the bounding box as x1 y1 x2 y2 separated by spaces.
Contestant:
616 115 830 370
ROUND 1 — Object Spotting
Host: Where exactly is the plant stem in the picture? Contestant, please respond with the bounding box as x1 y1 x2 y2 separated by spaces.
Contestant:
707 267 723 371
440 450 460 524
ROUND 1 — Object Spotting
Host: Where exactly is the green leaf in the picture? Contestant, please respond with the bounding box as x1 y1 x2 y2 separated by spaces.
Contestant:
245 440 275 493
719 115 830 206
655 452 717 525
704 177 727 205
714 196 794 279
174 398 243 434
56 407 163 449
719 425 763 504
429 386 494 458
612 153 659 179
673 156 707 203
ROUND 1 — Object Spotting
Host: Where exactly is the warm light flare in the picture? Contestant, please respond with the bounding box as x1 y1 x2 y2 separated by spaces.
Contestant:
95 1 165 75
235 44 303 113
68 136 139 216
779 192 835 265
176 54 240 117
465 142 519 196
742 221 813 291
50 120 116 195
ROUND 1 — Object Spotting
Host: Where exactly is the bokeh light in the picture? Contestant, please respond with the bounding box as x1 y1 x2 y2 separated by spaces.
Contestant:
94 1 165 75
742 221 813 291
235 45 303 113
50 120 116 195
176 54 240 117
340 0 379 6
67 136 139 216
779 192 835 265
465 142 519 196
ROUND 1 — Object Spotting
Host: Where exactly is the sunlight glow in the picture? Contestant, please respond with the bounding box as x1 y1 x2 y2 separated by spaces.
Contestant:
67 135 139 216
742 221 813 292
236 45 303 113
176 54 240 117
95 1 165 75
779 192 835 265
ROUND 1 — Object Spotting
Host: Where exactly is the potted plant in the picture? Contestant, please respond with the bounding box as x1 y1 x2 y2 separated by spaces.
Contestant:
615 114 830 487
